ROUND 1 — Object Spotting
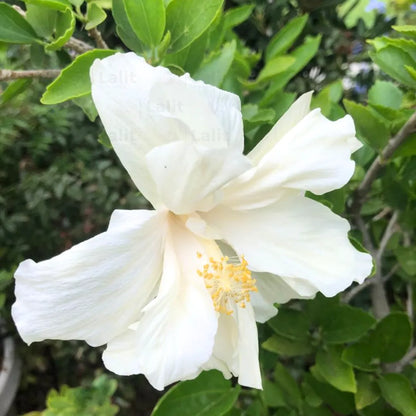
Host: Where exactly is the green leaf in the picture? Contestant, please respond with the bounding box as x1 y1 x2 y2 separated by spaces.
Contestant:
194 40 236 87
262 379 287 408
370 46 416 89
1 79 32 103
0 2 39 44
305 374 355 415
344 99 390 150
223 4 254 29
316 346 357 393
73 94 98 121
166 0 223 53
45 7 75 51
268 308 310 341
151 371 240 416
24 0 72 11
25 4 57 38
395 246 416 275
393 24 416 37
368 81 403 110
85 2 107 30
274 362 302 411
355 373 380 410
372 312 412 362
321 304 376 344
112 0 145 54
262 334 313 357
41 49 115 104
265 14 309 61
378 374 416 416
243 55 295 89
343 313 412 369
123 0 165 47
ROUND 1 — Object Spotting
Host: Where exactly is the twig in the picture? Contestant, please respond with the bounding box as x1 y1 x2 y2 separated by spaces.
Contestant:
369 211 399 319
0 69 60 81
88 27 108 49
343 277 374 303
406 283 413 321
65 37 94 54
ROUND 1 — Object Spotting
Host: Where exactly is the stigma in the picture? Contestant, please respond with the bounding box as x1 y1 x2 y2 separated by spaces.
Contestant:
197 253 258 315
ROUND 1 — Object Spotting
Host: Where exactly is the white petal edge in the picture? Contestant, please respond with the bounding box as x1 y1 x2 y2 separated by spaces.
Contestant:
102 216 218 390
12 209 167 347
201 194 373 298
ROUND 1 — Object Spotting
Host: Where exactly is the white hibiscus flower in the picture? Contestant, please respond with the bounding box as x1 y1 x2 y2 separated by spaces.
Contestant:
12 53 372 391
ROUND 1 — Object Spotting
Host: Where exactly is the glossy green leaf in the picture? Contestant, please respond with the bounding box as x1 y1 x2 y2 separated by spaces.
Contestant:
262 334 313 357
368 80 403 110
112 0 145 54
123 0 165 47
378 374 416 416
268 308 310 341
73 94 98 121
41 49 115 104
392 24 416 37
355 373 380 410
0 2 39 44
321 304 376 344
151 371 240 416
166 0 223 53
85 2 107 30
223 4 254 29
265 14 309 61
316 346 357 393
243 55 295 89
344 99 390 150
370 46 416 89
372 312 412 362
194 40 236 87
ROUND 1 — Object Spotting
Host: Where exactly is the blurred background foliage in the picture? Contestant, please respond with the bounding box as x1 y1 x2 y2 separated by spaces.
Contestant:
1 0 416 415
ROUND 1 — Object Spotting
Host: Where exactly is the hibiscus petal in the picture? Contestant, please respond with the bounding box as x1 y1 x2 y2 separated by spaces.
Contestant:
201 194 373 298
202 305 261 389
222 107 362 210
145 140 250 214
248 91 313 164
12 210 166 347
103 217 218 390
91 53 244 205
250 272 315 323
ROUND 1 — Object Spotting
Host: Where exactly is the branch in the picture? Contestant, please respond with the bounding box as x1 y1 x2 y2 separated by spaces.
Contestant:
65 37 94 54
88 27 108 49
0 69 60 82
352 111 416 214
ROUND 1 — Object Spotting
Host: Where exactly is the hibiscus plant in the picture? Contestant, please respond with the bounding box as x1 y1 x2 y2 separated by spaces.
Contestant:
1 0 416 415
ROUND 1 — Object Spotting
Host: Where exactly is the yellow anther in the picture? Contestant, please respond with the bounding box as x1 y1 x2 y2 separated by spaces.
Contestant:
196 253 257 315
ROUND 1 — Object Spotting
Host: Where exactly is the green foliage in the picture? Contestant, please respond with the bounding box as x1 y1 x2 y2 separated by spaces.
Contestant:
23 375 119 416
151 371 240 416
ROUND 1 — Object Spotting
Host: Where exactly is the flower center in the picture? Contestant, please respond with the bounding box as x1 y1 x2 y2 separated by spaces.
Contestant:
197 253 258 315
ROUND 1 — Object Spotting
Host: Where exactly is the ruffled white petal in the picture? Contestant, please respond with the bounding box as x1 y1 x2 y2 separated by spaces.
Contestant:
103 216 217 390
222 105 362 210
202 304 261 389
91 53 245 206
248 92 313 164
201 194 373 298
250 272 315 323
12 210 167 347
146 141 251 214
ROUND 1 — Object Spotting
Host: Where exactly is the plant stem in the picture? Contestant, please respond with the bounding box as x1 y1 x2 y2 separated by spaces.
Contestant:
0 69 60 81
